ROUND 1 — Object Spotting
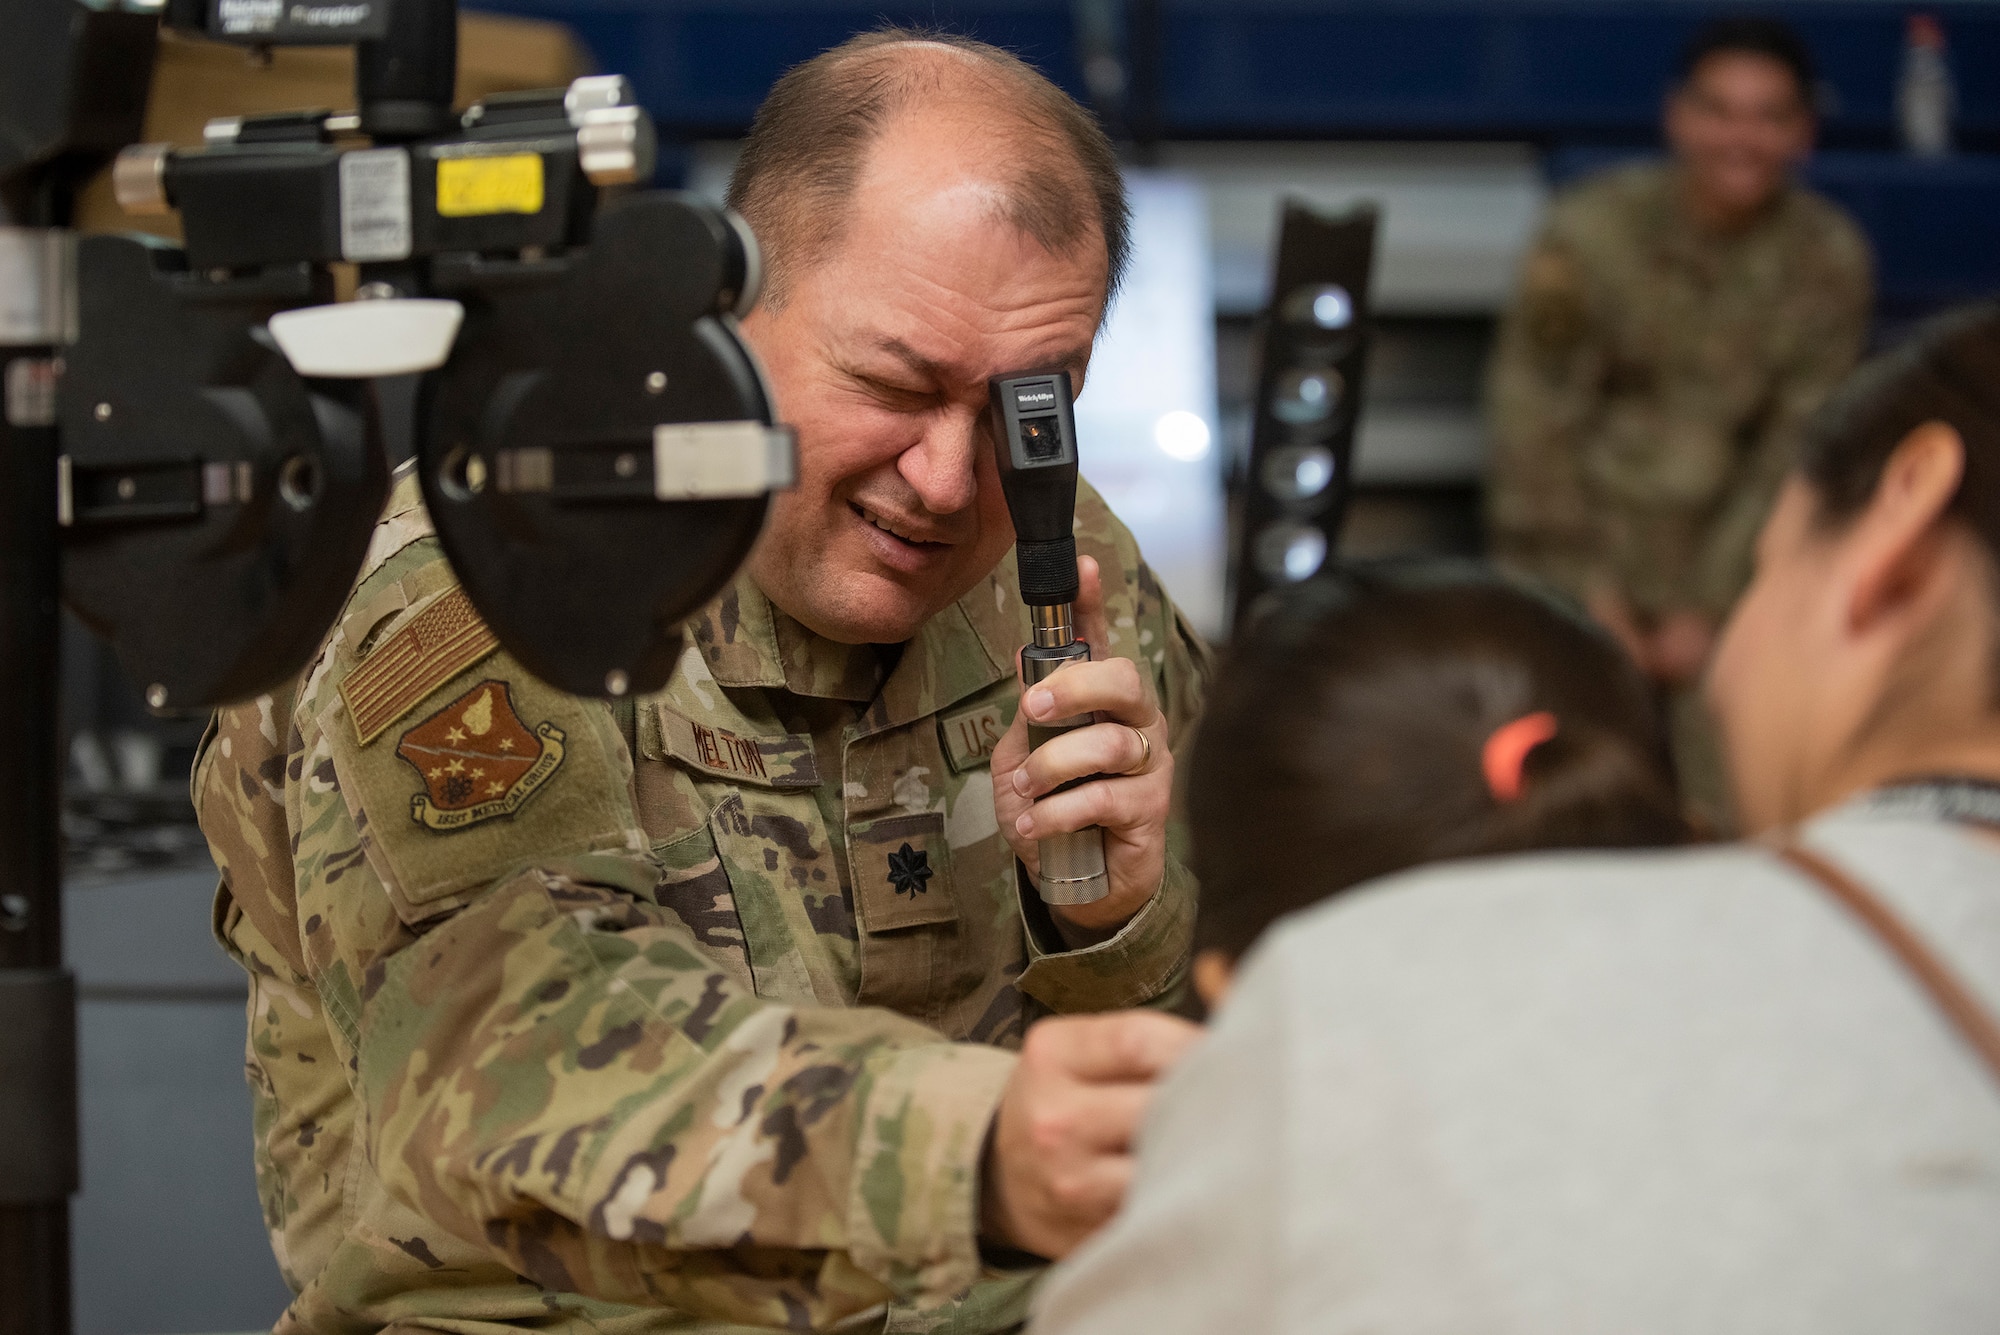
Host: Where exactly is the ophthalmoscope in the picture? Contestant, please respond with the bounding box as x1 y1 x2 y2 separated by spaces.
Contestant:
988 370 1111 906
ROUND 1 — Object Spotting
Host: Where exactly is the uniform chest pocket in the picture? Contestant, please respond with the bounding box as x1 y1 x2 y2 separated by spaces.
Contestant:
848 812 966 1021
706 790 852 1006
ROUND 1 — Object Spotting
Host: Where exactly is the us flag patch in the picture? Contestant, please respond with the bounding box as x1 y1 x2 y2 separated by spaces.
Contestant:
341 586 499 745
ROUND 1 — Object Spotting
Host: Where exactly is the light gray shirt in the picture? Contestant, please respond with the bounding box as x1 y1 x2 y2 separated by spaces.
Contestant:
1032 801 2000 1335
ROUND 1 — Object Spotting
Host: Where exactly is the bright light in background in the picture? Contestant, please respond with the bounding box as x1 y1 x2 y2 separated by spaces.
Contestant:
1252 522 1328 583
1283 529 1327 580
1313 287 1353 329
1074 173 1226 637
1152 409 1212 462
1262 443 1336 500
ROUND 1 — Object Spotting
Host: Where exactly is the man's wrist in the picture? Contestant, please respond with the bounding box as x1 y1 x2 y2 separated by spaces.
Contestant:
1048 900 1132 947
976 1097 1053 1265
1016 856 1196 1012
977 1119 1013 1246
1019 858 1154 951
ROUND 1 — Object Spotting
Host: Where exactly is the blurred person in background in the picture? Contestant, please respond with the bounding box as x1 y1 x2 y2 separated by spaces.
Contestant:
1035 304 2000 1335
1486 15 1873 829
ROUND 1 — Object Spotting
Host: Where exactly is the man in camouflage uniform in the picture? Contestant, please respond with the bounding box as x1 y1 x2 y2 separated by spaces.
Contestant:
1486 17 1872 822
193 31 1208 1334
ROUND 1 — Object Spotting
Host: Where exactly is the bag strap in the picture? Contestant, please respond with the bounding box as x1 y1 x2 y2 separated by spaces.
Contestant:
1777 841 2000 1088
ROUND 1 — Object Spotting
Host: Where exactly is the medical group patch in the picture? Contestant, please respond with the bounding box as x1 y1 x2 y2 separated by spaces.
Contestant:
397 680 566 831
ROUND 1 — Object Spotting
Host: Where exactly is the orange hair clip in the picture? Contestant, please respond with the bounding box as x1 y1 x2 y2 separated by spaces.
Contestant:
1482 711 1559 803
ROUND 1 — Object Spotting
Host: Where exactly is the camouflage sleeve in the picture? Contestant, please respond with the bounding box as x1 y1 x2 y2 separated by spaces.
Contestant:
193 695 355 1293
1691 219 1875 616
296 536 1017 1325
1014 499 1212 1013
1484 231 1614 604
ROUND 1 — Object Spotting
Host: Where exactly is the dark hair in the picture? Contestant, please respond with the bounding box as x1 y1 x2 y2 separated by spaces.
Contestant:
726 28 1130 307
1188 563 1690 961
1801 303 2000 575
1677 16 1817 105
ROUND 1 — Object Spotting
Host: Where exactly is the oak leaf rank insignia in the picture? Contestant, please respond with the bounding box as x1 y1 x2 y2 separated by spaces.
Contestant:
397 680 565 832
886 842 934 898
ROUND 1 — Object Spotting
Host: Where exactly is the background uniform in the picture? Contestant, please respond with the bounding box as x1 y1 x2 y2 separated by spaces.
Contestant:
1485 161 1871 822
193 467 1209 1334
1486 160 1872 617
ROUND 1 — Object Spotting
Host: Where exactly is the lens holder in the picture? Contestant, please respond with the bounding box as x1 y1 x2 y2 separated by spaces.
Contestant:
421 192 790 698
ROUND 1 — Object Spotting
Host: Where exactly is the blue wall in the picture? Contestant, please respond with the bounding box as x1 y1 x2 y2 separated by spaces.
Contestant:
1153 2 2000 144
471 1 2000 313
474 0 1999 145
474 1 1087 134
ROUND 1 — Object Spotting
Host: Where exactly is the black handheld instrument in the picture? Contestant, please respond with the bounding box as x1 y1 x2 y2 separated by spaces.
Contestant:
988 370 1110 906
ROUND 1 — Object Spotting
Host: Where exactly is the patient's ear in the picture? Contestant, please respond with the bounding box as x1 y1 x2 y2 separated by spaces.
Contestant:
1846 421 1966 636
1193 950 1235 1012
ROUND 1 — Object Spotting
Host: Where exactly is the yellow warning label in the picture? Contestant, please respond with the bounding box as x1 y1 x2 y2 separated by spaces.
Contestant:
435 154 544 218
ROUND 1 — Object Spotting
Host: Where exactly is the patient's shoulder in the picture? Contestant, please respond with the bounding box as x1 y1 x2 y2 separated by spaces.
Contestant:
1249 841 1797 1007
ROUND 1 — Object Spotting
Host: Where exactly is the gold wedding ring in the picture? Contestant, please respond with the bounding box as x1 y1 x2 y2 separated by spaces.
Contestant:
1126 724 1153 775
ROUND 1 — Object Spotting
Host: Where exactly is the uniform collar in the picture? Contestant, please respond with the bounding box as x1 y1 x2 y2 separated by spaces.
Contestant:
686 567 1025 725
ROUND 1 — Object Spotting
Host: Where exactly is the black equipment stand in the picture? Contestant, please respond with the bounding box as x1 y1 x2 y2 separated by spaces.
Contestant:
1229 201 1380 629
0 4 783 1326
0 345 77 1335
0 5 457 1325
0 10 157 1327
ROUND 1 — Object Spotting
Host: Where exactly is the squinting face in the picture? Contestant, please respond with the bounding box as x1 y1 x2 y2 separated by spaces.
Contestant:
1707 478 1833 832
739 112 1107 645
1665 51 1815 227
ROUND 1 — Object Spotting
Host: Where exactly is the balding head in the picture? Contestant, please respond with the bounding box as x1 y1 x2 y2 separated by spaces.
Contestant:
726 29 1130 310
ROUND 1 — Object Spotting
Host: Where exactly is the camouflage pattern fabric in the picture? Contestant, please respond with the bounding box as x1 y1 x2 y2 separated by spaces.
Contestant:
194 466 1210 1333
1485 161 1873 618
